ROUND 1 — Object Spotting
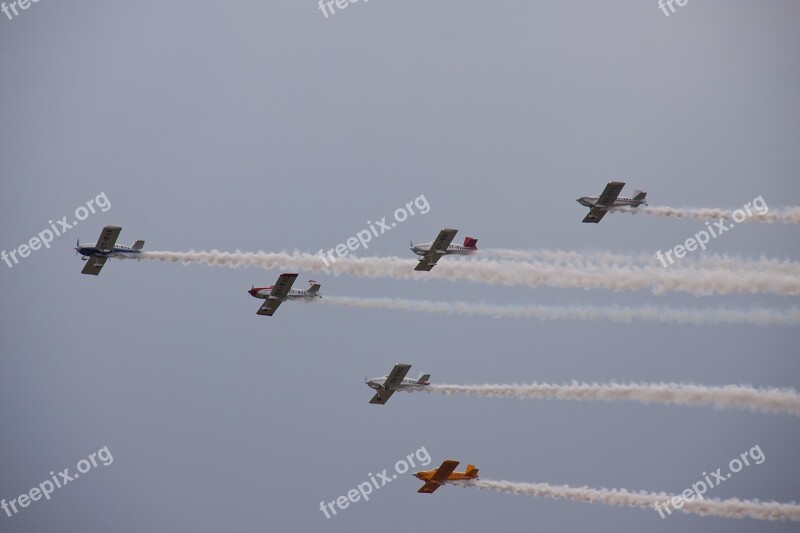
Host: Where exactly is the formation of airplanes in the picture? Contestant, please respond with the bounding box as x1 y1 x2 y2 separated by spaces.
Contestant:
75 182 647 491
365 363 430 404
78 180 642 281
363 365 479 494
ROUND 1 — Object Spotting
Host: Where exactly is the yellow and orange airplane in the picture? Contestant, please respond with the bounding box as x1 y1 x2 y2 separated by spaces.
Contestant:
414 460 479 494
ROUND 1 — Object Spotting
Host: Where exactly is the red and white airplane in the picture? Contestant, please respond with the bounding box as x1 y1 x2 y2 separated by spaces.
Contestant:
578 181 647 223
410 228 478 271
247 273 321 316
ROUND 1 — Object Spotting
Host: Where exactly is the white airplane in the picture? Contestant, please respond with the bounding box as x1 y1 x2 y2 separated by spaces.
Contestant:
577 181 647 223
76 226 145 275
410 228 477 271
247 273 321 316
366 363 430 405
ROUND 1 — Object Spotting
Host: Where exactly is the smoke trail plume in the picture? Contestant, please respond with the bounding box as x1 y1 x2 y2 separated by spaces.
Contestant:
485 249 800 276
131 251 800 296
422 382 800 416
321 296 800 327
457 479 800 521
610 205 800 224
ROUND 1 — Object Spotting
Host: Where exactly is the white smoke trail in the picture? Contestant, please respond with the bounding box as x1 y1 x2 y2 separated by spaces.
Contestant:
485 249 800 276
610 205 800 224
422 382 800 416
485 248 659 266
321 296 800 327
131 251 800 296
457 479 800 522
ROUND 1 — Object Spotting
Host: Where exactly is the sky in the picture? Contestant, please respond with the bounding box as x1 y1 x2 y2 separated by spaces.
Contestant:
1 1 799 531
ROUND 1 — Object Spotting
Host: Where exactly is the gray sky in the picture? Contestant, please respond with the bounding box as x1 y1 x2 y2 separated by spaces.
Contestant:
1 1 799 531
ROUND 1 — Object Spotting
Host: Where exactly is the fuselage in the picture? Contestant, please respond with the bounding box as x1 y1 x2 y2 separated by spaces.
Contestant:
577 196 646 209
413 470 477 483
76 244 141 260
411 243 475 257
248 287 320 301
365 376 429 391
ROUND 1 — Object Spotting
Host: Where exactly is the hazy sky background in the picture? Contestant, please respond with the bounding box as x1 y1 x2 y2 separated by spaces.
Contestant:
1 1 799 531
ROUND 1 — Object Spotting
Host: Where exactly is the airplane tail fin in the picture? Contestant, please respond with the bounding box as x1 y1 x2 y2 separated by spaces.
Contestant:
465 465 479 477
131 240 145 250
306 281 321 295
463 237 478 250
416 373 431 384
632 190 647 203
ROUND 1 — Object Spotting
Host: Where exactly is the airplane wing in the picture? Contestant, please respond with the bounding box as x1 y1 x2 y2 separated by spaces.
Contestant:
414 229 458 271
256 298 282 316
269 273 298 298
95 226 122 252
369 390 395 405
417 482 442 494
414 256 440 272
431 460 460 482
430 228 458 252
596 181 625 206
383 363 412 390
582 207 608 224
80 256 108 276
